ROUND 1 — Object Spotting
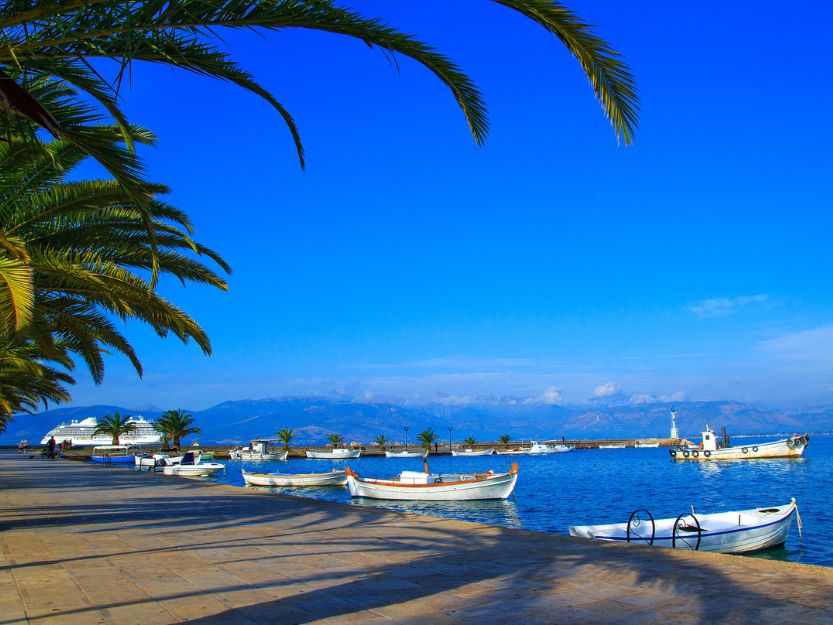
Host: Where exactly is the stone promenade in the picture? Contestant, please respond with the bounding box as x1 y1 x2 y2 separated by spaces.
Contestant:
1 453 831 624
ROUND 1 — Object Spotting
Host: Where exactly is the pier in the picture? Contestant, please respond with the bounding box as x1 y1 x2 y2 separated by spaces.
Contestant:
1 453 831 624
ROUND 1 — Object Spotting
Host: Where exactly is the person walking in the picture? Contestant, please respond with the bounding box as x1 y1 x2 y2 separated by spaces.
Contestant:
47 436 56 459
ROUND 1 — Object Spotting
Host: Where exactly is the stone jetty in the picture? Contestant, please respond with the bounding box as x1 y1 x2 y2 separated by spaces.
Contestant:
1 453 831 624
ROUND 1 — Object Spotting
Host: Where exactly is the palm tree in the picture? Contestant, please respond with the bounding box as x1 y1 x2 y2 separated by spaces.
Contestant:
417 428 440 451
327 433 345 448
463 436 477 447
153 409 200 449
373 435 388 451
0 1 638 182
0 340 72 429
94 412 137 445
0 124 229 384
277 428 294 450
499 434 512 448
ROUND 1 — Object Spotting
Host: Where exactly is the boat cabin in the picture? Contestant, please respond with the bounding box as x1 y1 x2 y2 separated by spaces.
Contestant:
700 426 720 451
398 471 437 485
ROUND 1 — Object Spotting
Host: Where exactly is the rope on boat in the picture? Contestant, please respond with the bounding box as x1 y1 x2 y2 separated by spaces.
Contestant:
793 498 803 541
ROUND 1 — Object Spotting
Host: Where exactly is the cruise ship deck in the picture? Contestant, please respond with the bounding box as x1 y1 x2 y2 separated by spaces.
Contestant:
1 452 831 624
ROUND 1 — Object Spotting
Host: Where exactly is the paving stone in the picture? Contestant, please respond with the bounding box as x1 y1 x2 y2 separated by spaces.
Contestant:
1 452 832 625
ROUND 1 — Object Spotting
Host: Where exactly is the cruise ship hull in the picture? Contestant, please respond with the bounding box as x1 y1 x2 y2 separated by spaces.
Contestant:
40 416 161 446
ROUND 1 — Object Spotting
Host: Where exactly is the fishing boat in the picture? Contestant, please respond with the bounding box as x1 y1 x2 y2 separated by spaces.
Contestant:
598 443 626 449
242 469 347 487
345 461 519 501
154 452 225 477
91 445 135 464
635 442 660 448
228 447 243 460
569 500 800 553
670 426 810 461
528 441 572 454
306 448 362 459
240 439 289 461
451 448 494 456
385 450 425 458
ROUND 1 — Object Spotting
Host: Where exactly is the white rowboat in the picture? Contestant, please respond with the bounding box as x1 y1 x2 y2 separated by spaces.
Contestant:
345 463 518 501
598 444 626 449
385 450 425 458
451 448 494 456
306 448 362 459
242 469 347 487
496 449 530 455
569 500 799 554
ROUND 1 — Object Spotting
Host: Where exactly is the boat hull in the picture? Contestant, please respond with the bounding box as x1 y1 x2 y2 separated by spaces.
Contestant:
240 451 288 461
569 502 796 554
670 435 809 461
306 450 362 459
384 451 424 458
451 449 494 456
346 470 518 501
91 455 135 464
157 463 225 477
242 469 347 487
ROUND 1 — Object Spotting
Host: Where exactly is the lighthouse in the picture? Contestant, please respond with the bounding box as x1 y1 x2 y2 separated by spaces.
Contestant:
670 407 679 440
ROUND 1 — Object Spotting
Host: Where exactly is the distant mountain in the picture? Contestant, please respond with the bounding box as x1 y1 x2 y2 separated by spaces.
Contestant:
4 396 832 445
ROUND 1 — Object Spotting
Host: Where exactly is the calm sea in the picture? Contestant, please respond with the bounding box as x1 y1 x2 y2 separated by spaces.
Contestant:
178 435 833 566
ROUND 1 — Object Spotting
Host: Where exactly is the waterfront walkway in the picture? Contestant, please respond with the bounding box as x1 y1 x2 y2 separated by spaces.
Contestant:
1 454 831 625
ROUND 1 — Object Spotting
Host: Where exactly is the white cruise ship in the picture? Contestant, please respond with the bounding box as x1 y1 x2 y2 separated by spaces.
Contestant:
40 416 162 446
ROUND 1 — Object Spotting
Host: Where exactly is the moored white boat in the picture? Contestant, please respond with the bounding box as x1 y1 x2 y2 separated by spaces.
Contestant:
451 448 494 456
385 450 425 458
635 442 660 448
306 448 362 459
528 441 572 454
239 439 289 461
569 500 799 553
135 453 182 468
242 469 347 487
345 463 518 501
598 444 626 449
670 426 809 461
496 448 530 455
154 452 225 477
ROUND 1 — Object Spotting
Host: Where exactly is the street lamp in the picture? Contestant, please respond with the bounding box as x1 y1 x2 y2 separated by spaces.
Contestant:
404 426 409 452
448 426 453 454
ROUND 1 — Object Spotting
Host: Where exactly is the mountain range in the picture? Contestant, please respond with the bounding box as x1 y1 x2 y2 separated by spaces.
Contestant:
4 396 833 445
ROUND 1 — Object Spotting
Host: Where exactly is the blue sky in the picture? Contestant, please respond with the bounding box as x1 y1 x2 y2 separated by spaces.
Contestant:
68 1 833 409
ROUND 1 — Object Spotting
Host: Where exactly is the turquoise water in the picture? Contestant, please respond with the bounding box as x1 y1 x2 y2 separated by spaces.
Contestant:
164 435 833 566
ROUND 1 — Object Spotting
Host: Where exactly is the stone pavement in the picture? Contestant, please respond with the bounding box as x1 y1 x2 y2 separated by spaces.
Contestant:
1 453 831 625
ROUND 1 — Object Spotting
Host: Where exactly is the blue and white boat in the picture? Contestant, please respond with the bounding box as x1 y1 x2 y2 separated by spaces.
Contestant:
91 445 135 464
569 500 798 554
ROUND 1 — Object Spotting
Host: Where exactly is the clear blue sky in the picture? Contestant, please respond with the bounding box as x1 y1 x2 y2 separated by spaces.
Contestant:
68 1 833 410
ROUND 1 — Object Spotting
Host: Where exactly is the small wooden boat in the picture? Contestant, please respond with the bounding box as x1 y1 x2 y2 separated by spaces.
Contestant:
154 452 225 477
569 500 799 553
385 450 425 458
306 448 361 459
242 469 347 487
528 441 572 454
345 461 519 501
598 443 626 449
496 448 530 455
451 448 494 456
670 426 809 461
91 445 135 464
635 442 660 448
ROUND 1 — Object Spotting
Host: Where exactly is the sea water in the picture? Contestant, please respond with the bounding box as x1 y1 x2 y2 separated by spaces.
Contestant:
193 435 833 566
